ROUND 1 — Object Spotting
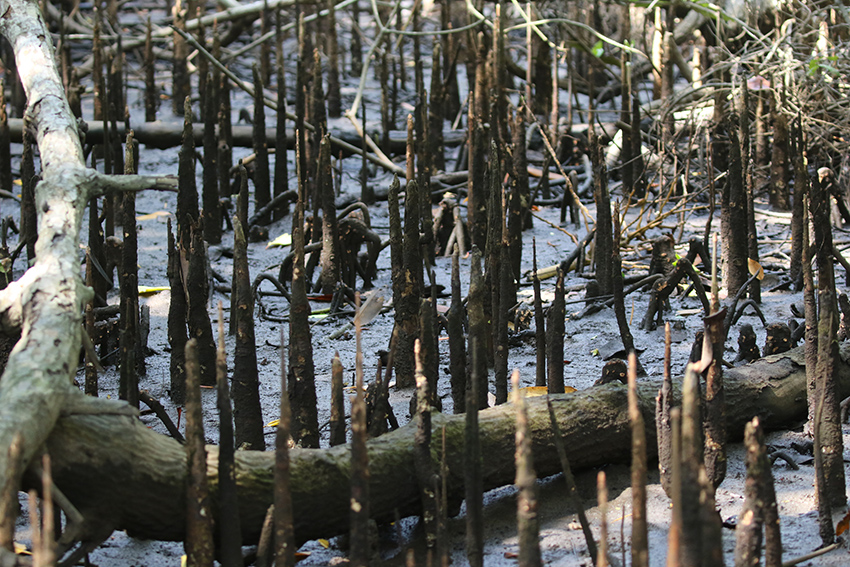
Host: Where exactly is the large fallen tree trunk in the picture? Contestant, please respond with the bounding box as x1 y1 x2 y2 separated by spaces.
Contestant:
36 344 850 548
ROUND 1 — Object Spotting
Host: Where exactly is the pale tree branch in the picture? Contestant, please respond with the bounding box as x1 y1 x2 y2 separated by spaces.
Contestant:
0 0 175 521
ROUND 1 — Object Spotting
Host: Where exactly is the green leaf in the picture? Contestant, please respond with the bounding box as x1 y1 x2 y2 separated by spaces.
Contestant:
592 40 604 58
808 58 820 77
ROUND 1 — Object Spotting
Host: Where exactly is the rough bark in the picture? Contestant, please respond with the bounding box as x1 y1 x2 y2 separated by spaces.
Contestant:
722 117 749 296
252 64 272 211
184 340 215 567
119 133 139 408
447 248 467 413
546 270 566 394
201 70 221 244
733 418 766 567
703 311 727 490
467 246 489 410
317 136 340 294
811 170 846 507
232 219 265 451
288 180 319 448
656 325 674 497
395 178 423 388
769 105 791 211
186 222 217 387
508 104 529 280
0 3 174 551
167 220 188 405
32 344 850 549
592 147 614 296
216 318 242 567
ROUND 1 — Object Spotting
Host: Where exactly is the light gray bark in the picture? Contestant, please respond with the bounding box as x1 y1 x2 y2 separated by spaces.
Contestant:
0 5 174 562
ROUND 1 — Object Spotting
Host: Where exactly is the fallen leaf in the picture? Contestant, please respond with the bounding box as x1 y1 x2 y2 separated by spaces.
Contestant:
318 539 330 549
13 543 30 555
295 551 311 562
267 233 293 248
136 210 170 221
504 551 518 559
837 510 850 535
266 419 280 428
138 285 170 296
354 290 385 327
748 258 764 280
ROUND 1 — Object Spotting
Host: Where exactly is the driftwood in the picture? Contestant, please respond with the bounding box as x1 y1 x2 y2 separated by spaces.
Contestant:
33 344 850 549
0 3 175 562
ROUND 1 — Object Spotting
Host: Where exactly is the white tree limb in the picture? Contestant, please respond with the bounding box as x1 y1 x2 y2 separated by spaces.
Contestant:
0 0 184 525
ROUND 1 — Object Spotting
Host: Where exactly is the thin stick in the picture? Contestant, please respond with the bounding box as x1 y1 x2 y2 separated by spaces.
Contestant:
597 472 608 567
781 543 839 567
514 370 542 567
628 352 648 567
546 396 597 562
274 325 296 567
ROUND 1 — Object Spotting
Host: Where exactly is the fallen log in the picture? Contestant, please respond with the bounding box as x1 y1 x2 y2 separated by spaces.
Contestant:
5 118 467 153
37 344 850 548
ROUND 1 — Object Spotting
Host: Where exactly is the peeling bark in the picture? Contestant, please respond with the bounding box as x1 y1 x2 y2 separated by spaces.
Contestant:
0 0 174 534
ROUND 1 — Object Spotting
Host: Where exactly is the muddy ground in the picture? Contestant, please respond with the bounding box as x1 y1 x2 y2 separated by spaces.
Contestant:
45 132 850 566
4 3 850 564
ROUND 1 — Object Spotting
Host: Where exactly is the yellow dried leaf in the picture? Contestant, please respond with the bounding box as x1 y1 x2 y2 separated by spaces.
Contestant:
513 386 575 403
136 210 170 221
266 419 280 428
837 510 850 536
138 285 170 296
748 258 764 280
318 538 330 548
267 233 293 248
